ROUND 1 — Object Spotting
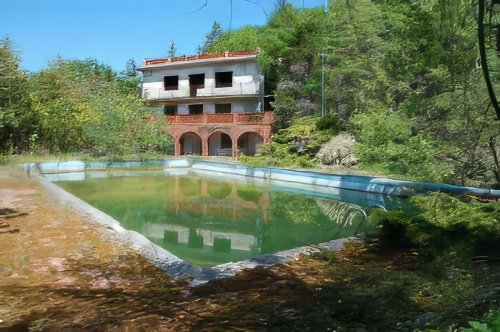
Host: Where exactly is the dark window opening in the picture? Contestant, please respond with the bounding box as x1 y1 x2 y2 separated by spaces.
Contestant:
189 104 203 115
215 71 233 88
164 105 177 115
189 74 205 97
215 103 231 114
164 75 179 90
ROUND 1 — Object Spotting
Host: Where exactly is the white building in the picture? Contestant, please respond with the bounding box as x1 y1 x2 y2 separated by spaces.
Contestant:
137 50 274 157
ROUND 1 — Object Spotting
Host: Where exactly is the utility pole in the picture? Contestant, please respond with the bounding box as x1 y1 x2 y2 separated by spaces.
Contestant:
321 0 328 117
321 51 325 117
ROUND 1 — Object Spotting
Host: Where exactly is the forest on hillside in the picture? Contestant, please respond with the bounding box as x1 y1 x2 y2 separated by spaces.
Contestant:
1 0 499 188
207 0 499 187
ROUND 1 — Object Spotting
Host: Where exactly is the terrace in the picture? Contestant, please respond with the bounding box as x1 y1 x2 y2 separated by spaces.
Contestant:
166 112 274 125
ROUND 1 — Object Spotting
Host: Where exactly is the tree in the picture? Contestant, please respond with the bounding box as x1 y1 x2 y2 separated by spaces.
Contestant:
275 0 287 9
0 37 33 153
28 57 171 155
201 21 223 54
125 58 137 77
168 40 177 58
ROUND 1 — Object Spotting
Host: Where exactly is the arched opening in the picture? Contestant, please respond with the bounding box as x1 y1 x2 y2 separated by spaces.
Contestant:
208 132 233 156
237 132 263 156
179 132 202 156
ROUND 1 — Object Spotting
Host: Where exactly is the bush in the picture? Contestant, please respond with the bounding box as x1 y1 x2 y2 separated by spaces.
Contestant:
352 109 452 182
316 114 339 131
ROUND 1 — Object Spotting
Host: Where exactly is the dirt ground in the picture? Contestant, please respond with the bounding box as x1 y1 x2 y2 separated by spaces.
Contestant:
0 167 497 331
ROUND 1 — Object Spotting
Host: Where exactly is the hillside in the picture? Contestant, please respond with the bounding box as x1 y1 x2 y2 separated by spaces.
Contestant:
207 0 499 188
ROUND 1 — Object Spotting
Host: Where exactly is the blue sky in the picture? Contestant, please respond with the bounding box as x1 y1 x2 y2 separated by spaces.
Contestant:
1 0 325 73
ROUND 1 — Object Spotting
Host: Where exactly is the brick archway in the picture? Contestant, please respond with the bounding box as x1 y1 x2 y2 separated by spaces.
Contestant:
237 132 264 156
168 112 274 158
208 131 233 156
178 132 202 156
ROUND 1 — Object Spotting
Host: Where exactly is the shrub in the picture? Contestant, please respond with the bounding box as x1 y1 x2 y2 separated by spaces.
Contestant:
316 114 339 131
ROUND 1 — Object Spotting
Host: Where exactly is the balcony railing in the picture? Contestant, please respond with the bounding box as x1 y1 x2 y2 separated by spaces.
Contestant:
166 112 274 125
143 77 263 101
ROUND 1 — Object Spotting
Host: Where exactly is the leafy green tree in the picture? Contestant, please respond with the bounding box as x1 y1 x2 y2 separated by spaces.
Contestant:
0 37 33 153
28 57 171 155
373 0 499 185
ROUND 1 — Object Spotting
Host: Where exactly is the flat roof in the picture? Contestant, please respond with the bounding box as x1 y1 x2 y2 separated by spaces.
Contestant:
137 50 260 71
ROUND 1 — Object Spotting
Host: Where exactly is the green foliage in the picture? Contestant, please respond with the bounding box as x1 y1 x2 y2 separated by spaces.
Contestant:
213 0 498 186
366 192 499 324
412 193 500 239
0 37 33 153
241 116 337 168
316 114 339 132
368 192 500 257
461 310 500 332
352 109 452 182
27 57 171 156
201 21 223 54
240 141 316 168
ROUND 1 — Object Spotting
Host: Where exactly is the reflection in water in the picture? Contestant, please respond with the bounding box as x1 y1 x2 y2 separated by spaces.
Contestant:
54 171 390 267
316 199 367 227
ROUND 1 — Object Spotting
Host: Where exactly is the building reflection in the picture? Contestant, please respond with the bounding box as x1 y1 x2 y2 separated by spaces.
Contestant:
135 176 272 265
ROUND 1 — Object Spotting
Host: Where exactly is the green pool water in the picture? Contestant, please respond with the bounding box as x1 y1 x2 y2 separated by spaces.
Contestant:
55 171 376 267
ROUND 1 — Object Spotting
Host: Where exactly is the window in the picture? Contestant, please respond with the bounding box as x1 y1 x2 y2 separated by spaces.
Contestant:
215 71 233 88
163 105 177 115
215 103 231 114
164 75 178 90
189 74 205 97
143 70 152 77
189 104 203 115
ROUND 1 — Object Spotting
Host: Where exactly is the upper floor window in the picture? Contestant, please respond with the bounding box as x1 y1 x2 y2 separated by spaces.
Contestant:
189 104 204 115
215 71 233 88
215 103 231 114
189 74 205 97
164 75 179 90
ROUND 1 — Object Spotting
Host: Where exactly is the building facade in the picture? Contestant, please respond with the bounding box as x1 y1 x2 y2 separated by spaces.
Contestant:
137 50 274 157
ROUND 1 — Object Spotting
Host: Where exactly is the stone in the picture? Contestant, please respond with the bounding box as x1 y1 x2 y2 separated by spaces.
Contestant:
0 264 13 277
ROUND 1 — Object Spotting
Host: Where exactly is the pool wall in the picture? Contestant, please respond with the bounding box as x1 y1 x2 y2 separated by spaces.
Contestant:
33 159 500 198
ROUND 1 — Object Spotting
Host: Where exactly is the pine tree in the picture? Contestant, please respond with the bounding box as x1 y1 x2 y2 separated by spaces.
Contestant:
201 21 223 54
168 40 177 58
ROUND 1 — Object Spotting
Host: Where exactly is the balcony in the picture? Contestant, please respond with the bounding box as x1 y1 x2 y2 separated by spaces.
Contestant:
142 77 263 101
166 112 274 125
